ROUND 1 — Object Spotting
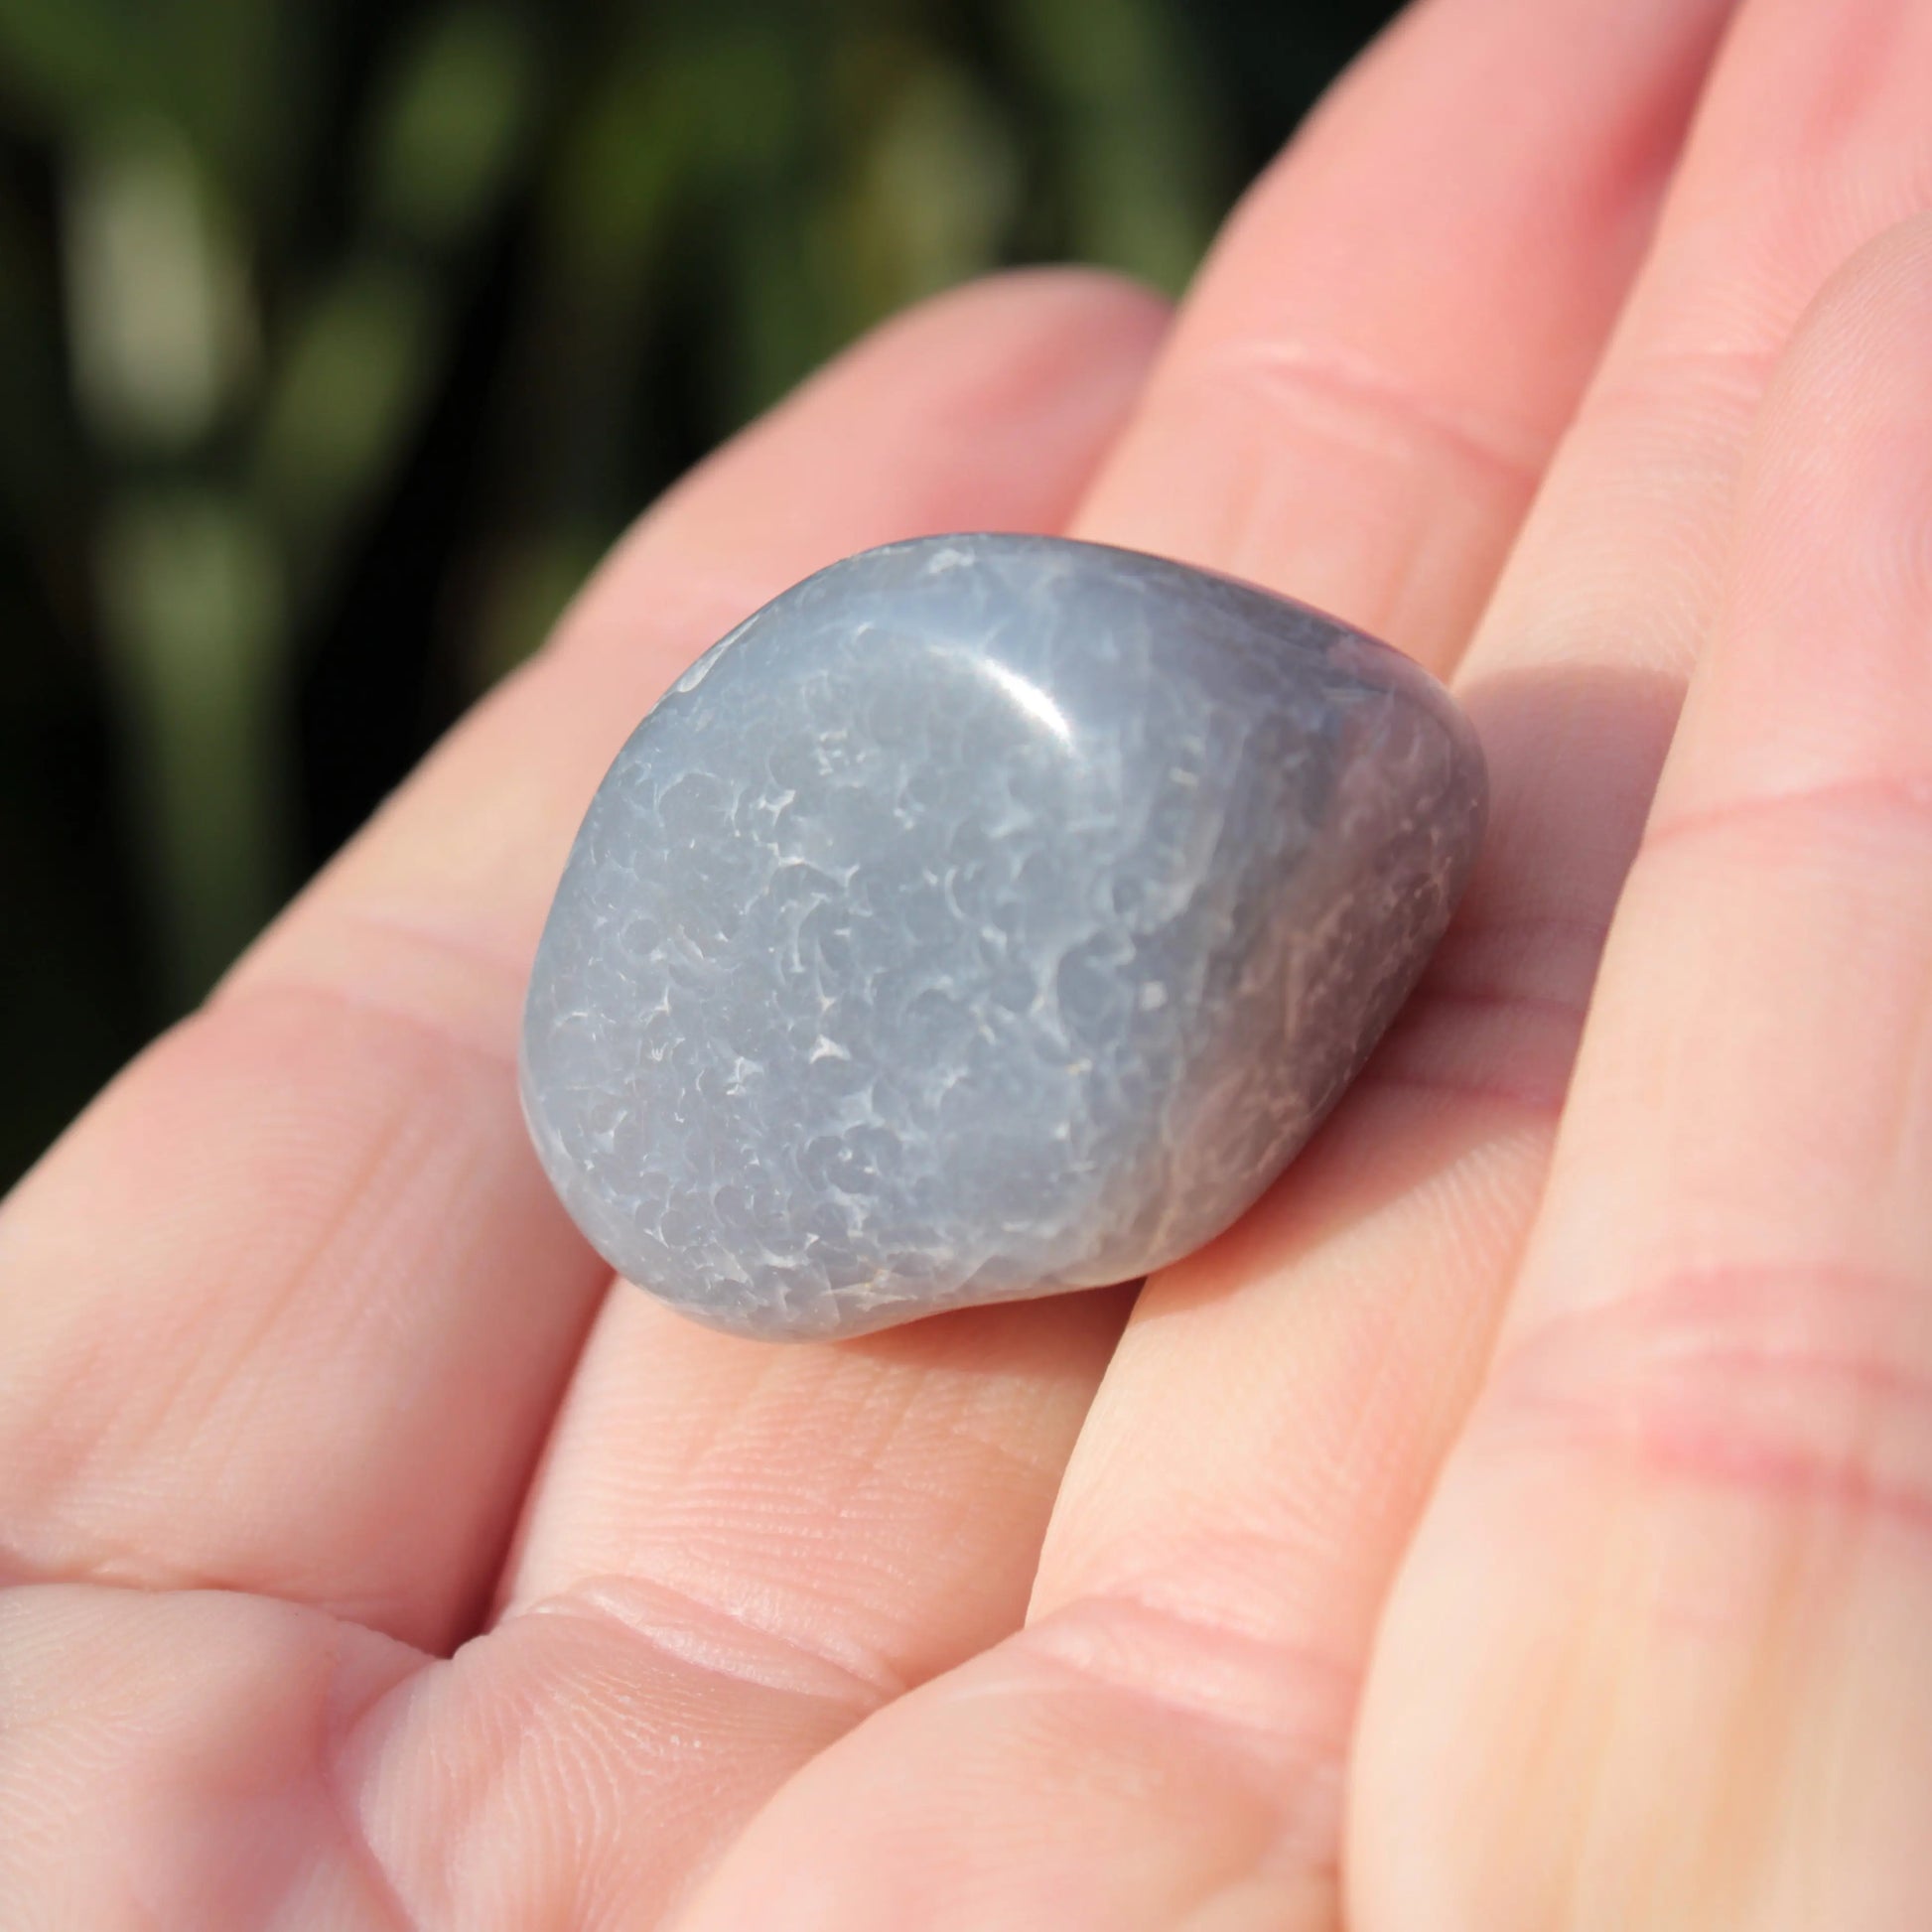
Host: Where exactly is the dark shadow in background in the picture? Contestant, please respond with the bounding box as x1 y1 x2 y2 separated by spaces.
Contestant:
0 0 1402 1187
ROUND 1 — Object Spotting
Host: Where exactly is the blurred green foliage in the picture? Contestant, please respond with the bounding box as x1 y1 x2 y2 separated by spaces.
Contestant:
0 0 1398 1186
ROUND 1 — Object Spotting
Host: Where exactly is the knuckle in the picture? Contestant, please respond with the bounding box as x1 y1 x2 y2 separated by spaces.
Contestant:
1013 1587 1355 1863
1483 1263 1932 1551
1359 907 1606 1119
1173 333 1544 495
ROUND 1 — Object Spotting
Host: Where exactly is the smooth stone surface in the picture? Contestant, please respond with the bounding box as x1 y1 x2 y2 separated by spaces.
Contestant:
522 534 1485 1340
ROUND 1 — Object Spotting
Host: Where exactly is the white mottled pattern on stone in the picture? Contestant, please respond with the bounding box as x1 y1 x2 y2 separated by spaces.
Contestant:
521 534 1485 1340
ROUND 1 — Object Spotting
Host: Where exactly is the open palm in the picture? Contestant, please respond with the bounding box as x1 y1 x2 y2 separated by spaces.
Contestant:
9 0 1932 1924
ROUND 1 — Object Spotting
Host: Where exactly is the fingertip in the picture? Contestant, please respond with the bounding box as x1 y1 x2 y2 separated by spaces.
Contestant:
718 261 1173 484
859 264 1174 380
1758 210 1932 437
604 266 1172 637
855 267 1175 520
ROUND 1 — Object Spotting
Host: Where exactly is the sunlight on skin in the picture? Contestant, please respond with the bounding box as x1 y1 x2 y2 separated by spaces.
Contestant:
0 265 1166 1653
0 272 1166 1923
7 0 1932 1925
1352 218 1932 1932
675 0 1932 1926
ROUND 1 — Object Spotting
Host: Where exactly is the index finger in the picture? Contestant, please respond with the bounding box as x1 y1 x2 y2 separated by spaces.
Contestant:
0 270 1169 1653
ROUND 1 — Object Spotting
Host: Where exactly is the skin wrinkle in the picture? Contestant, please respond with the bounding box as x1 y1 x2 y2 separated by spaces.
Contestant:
1361 991 1577 1120
1377 971 1587 1089
1013 1593 1361 1788
1637 772 1932 858
244 898 537 1018
1479 1264 1932 1553
0 1553 427 1653
599 1520 927 1692
515 1580 899 1709
1114 397 1516 661
1174 332 1551 494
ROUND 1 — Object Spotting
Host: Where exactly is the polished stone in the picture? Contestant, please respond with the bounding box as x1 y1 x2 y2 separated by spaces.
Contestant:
521 534 1485 1340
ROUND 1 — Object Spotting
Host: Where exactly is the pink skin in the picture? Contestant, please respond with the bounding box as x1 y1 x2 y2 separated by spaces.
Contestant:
5 0 1932 1925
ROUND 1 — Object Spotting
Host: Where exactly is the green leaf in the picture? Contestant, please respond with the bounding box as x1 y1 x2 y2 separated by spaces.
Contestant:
254 258 443 588
0 0 156 130
94 484 290 1003
362 3 540 251
63 115 258 454
1002 0 1227 292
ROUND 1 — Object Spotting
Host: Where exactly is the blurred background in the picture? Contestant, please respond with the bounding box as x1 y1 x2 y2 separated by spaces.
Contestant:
0 0 1399 1188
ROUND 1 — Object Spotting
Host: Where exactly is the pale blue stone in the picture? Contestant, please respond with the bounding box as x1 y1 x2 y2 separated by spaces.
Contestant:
521 534 1485 1339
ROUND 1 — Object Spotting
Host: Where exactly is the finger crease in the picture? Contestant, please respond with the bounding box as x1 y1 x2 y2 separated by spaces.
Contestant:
213 967 519 1079
1018 1591 1360 1783
1486 1262 1932 1555
1638 773 1932 862
1182 335 1549 491
508 1574 903 1706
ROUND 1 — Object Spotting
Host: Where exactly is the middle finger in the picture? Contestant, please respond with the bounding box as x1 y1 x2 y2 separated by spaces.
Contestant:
1027 0 1932 1921
662 0 1737 1926
507 0 1716 1656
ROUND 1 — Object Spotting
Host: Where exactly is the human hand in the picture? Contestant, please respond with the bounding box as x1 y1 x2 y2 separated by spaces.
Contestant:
7 0 1932 1924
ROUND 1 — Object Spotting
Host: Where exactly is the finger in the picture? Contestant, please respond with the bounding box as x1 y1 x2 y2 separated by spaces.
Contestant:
0 1585 424 1925
494 0 1707 1666
657 0 1742 1923
1074 0 1728 671
961 0 1932 1922
0 270 1169 1654
494 1273 1131 1686
1354 214 1932 1932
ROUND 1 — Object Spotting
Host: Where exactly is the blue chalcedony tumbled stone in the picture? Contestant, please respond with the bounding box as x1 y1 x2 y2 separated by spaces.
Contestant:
521 534 1485 1340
